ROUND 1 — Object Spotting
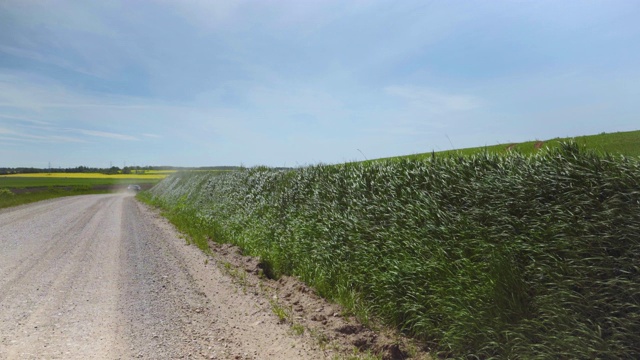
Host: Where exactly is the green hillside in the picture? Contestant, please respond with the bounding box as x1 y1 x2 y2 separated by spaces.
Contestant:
382 130 640 161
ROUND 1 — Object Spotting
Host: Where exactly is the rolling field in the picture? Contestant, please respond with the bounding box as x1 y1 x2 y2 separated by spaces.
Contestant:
0 172 168 209
382 129 640 161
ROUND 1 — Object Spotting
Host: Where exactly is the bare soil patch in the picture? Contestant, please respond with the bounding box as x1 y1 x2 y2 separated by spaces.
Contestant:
534 141 544 150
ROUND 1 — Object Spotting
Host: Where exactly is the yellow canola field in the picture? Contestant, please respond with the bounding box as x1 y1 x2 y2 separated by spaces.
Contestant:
144 170 178 175
1 172 168 179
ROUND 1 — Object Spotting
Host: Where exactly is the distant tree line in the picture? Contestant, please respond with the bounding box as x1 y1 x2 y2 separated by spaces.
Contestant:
0 165 245 175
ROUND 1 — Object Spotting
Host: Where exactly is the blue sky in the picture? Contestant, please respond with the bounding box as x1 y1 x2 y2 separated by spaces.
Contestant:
1 0 638 168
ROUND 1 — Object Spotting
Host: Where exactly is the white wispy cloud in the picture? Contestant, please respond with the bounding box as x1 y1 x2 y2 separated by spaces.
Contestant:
73 129 138 141
0 70 158 112
0 128 85 143
162 0 247 30
0 45 99 77
0 114 50 124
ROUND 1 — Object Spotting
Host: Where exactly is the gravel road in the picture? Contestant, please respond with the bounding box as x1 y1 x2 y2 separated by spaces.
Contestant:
0 194 324 359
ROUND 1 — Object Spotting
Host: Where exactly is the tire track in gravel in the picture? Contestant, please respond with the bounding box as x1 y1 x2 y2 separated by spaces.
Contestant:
0 195 124 359
0 196 85 228
0 198 109 305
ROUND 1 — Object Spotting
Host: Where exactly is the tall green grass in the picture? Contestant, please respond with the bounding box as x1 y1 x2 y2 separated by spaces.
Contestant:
146 143 640 359
0 186 109 209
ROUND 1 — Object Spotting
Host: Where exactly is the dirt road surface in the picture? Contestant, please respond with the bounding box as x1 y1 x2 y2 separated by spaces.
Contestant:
0 194 325 359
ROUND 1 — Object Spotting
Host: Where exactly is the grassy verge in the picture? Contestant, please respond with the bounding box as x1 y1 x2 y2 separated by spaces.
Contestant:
143 143 640 359
0 186 111 210
137 172 226 252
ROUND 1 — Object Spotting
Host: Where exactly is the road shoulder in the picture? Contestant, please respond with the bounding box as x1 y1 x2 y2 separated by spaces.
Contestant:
133 198 430 360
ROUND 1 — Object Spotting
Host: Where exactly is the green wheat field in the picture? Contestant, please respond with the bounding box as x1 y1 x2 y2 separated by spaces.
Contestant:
140 130 640 359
